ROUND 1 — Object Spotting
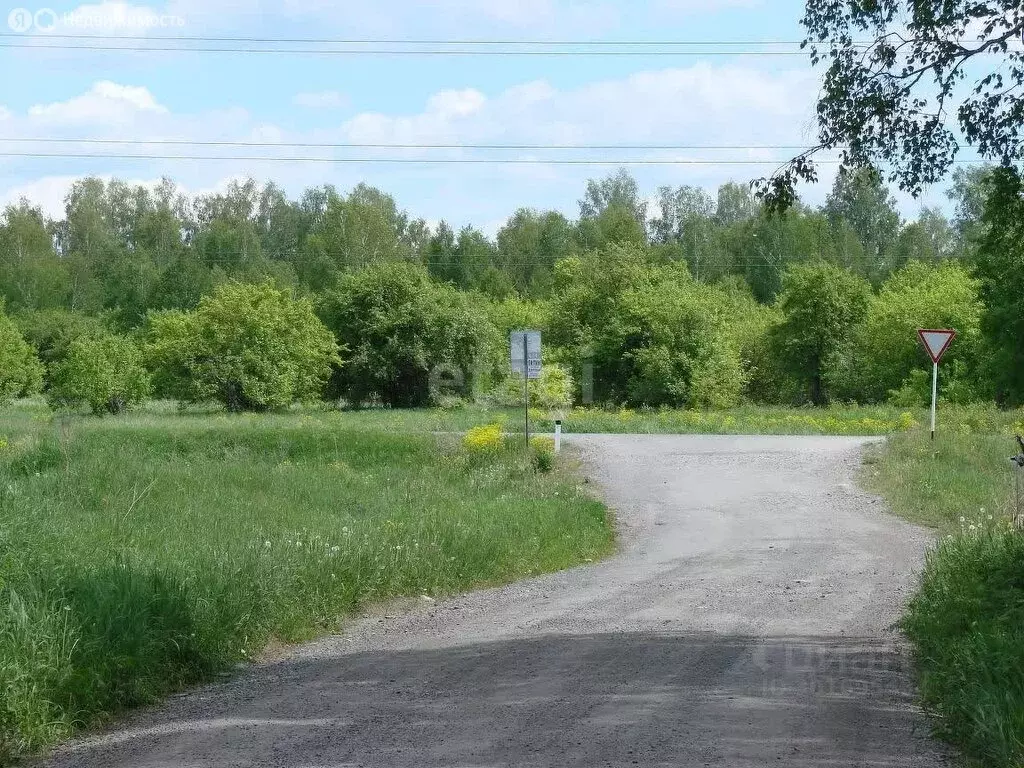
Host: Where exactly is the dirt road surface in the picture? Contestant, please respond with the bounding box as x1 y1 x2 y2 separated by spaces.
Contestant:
43 435 948 767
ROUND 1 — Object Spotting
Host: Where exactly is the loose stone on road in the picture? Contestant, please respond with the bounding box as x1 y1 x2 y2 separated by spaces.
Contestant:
44 435 948 767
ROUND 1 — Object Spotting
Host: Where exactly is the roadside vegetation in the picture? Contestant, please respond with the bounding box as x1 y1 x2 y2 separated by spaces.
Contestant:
868 423 1024 767
0 405 612 762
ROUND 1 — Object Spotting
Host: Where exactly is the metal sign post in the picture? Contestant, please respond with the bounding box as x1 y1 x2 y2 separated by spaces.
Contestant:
511 330 542 449
522 334 530 445
918 329 957 441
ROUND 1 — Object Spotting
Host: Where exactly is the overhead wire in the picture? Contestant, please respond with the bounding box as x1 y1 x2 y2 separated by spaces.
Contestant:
0 139 832 151
0 151 992 166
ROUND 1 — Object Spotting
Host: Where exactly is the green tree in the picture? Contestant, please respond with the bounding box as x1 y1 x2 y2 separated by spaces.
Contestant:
737 207 833 303
427 224 497 291
579 168 647 224
650 185 713 245
301 184 414 282
974 168 1024 404
0 306 43 404
576 203 648 251
893 208 958 266
548 246 745 407
148 251 215 311
13 309 111 389
824 167 902 282
48 333 150 414
760 3 1024 210
496 209 575 296
827 261 985 403
715 182 758 227
0 202 70 311
773 262 871 405
319 262 486 407
145 282 339 411
649 185 728 282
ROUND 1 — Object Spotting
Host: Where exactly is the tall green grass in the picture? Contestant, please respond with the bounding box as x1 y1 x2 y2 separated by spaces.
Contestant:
88 399 1024 437
869 427 1024 767
0 408 612 762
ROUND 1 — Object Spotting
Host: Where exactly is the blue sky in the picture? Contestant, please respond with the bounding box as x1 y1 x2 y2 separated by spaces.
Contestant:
0 0 956 230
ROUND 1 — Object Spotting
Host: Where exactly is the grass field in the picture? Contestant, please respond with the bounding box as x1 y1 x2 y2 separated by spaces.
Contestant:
0 404 612 763
117 400 1024 437
868 425 1024 767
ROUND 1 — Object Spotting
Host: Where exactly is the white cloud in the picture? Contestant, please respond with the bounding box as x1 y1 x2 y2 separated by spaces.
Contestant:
293 91 348 109
426 89 487 118
28 81 167 126
0 176 81 217
339 64 818 151
0 107 11 122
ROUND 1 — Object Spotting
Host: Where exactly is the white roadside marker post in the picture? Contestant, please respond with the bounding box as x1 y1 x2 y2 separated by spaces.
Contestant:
555 419 562 453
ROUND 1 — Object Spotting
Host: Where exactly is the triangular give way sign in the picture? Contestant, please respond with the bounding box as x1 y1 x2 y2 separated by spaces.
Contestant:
918 329 957 364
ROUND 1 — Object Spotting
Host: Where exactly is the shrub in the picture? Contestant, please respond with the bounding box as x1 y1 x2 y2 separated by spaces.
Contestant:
320 262 487 407
489 364 574 410
827 261 985 404
47 334 150 415
13 309 110 374
145 282 340 412
548 248 746 408
530 436 556 473
0 309 43 405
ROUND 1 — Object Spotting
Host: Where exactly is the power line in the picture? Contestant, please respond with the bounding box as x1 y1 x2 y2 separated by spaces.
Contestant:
0 42 820 56
0 138 829 151
0 151 992 166
0 33 867 46
0 33 818 44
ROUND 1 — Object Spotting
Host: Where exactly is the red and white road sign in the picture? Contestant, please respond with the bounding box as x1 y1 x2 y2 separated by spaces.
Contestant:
918 329 957 364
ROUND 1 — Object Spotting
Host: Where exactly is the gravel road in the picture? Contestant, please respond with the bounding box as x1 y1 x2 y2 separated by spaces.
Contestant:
43 435 948 767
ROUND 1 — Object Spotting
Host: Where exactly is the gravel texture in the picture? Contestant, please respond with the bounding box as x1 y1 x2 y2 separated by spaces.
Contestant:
41 435 949 767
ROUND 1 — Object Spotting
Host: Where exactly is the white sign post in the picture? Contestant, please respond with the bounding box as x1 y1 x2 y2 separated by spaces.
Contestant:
918 329 957 441
510 330 542 445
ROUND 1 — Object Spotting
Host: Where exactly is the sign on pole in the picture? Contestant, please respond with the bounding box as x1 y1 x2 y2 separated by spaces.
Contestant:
918 329 957 441
510 330 542 446
510 331 542 380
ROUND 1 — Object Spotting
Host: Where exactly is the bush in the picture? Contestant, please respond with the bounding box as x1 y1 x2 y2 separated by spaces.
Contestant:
827 261 985 404
0 309 43 405
13 309 110 373
145 282 340 412
548 247 746 408
489 364 574 410
320 263 487 407
47 334 150 415
530 436 555 472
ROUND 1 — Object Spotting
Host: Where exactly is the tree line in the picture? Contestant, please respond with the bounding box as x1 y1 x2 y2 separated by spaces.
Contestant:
0 165 1020 412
